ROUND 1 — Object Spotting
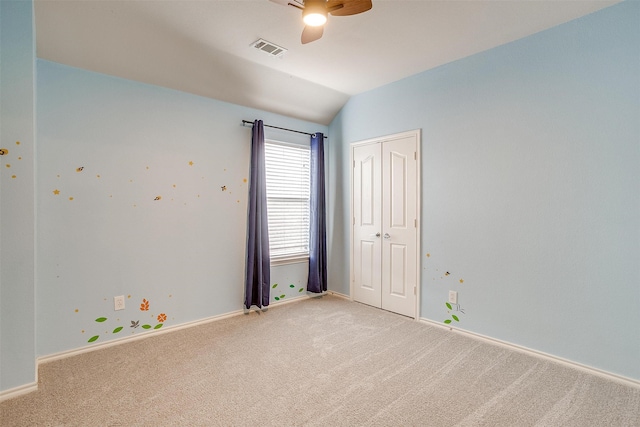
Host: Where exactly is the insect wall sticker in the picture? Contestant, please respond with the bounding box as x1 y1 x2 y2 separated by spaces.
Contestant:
2 141 23 179
423 253 469 323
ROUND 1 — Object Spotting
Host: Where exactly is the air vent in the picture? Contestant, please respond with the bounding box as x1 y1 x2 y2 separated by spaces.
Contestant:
251 38 287 58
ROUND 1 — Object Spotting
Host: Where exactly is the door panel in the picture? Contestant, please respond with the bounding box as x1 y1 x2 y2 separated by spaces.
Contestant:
389 243 407 296
390 151 407 228
381 135 417 317
360 155 375 226
352 144 382 308
360 241 375 290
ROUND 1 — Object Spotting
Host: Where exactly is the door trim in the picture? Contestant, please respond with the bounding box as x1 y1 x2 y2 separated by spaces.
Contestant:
349 129 421 319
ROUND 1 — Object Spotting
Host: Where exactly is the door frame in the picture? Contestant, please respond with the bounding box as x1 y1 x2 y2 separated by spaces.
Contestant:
349 129 421 319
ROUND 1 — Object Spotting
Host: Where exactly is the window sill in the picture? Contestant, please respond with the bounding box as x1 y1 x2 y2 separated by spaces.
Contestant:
270 255 309 266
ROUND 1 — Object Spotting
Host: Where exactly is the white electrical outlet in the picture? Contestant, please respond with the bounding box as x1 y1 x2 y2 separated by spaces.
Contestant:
448 290 458 305
114 295 125 311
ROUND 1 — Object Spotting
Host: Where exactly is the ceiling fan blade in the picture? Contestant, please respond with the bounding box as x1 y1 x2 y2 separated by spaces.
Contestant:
301 25 324 44
327 0 372 16
269 0 304 10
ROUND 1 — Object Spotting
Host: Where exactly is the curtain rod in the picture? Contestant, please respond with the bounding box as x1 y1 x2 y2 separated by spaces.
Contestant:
242 120 327 139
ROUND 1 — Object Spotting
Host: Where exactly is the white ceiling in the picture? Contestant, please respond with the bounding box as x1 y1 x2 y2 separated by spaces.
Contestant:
34 0 619 125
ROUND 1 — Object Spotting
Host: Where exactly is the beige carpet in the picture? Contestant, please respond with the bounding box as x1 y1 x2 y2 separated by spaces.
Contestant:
2 294 639 426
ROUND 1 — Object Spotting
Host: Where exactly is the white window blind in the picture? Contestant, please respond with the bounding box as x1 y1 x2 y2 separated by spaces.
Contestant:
264 140 310 262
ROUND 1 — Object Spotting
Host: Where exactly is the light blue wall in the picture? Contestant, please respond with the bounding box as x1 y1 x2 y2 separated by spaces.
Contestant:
328 1 640 380
0 0 37 391
36 60 326 357
3 0 637 395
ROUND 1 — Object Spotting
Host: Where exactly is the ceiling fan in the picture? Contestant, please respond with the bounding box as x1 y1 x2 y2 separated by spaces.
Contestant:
271 0 373 44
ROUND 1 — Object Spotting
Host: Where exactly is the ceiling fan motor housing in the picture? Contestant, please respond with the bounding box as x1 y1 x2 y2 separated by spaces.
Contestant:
303 0 328 27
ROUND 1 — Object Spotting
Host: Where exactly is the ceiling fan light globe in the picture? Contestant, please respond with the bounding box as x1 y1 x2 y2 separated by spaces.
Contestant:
303 10 327 26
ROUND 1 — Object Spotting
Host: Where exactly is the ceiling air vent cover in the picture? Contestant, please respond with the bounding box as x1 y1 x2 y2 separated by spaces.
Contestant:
251 39 287 58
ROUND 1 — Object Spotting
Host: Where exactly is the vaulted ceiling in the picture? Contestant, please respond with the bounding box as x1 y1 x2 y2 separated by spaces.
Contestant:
35 0 618 125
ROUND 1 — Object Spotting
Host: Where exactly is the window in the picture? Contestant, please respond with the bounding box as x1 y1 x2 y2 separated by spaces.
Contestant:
264 140 310 264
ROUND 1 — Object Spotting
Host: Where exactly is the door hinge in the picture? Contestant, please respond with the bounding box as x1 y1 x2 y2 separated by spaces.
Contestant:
353 160 355 168
414 286 417 295
414 152 417 160
353 217 356 225
414 219 417 228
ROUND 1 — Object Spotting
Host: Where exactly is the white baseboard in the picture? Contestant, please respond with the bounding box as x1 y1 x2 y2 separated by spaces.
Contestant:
11 296 634 403
5 296 315 401
39 292 347 366
0 381 38 403
327 290 350 300
420 317 640 389
41 295 319 366
261 293 310 308
38 308 247 366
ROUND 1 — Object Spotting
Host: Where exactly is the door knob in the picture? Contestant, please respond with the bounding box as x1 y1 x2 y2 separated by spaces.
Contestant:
384 233 391 239
370 232 381 238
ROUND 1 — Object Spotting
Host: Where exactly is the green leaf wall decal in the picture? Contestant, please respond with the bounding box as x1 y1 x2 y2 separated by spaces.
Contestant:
154 324 163 329
444 319 452 324
113 326 123 333
280 295 285 299
445 303 452 310
272 283 278 288
452 315 459 322
289 284 295 288
274 297 280 301
299 288 304 292
95 317 107 322
142 324 152 329
88 335 99 342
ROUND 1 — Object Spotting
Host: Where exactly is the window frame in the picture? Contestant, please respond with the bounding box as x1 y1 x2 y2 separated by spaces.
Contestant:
264 138 311 266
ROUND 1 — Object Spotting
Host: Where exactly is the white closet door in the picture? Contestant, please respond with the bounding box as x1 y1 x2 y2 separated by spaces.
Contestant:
381 134 418 317
352 143 382 308
351 130 419 318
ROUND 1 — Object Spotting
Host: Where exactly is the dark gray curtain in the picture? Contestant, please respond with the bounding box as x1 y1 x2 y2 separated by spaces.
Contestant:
307 132 327 293
244 120 271 309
